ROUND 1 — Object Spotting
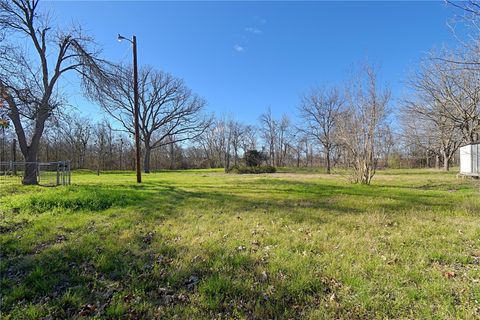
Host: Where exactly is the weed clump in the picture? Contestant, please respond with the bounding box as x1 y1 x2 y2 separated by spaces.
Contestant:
228 165 276 174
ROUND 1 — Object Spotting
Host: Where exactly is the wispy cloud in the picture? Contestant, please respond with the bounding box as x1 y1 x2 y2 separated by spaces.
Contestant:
233 44 245 52
245 27 262 35
233 17 266 53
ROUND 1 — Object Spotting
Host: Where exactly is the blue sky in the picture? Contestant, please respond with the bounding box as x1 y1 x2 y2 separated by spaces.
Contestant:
47 1 460 125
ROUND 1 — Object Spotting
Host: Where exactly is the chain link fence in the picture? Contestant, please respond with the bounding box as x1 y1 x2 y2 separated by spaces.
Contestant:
0 161 71 186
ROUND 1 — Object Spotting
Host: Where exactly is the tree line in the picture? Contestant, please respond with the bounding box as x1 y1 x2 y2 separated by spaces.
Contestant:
2 0 480 185
1 61 393 186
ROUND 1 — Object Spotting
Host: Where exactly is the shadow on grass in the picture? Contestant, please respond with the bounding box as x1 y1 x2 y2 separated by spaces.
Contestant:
1 222 329 319
99 177 464 229
137 178 458 216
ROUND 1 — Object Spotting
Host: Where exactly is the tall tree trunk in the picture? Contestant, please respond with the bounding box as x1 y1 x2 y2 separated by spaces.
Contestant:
97 150 101 176
310 146 314 167
169 143 175 170
144 145 152 173
20 115 47 185
443 160 450 171
270 145 275 167
6 95 50 185
224 149 230 172
442 151 450 171
326 148 331 174
23 150 38 185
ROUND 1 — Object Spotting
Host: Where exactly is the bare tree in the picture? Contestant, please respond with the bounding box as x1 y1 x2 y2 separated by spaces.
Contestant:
228 120 245 166
240 125 257 156
337 64 390 184
401 105 461 171
259 107 277 166
276 115 291 167
289 132 307 167
0 0 105 184
59 112 92 169
442 63 480 143
402 55 466 171
94 120 109 175
0 102 9 162
298 86 344 173
377 124 394 168
88 65 211 173
197 118 229 169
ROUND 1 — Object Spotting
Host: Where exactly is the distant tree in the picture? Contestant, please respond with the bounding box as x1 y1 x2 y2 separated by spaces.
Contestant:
337 64 390 184
288 132 307 167
276 114 292 167
259 107 277 166
1 103 9 162
228 120 245 166
240 125 257 157
60 113 92 169
0 0 105 184
402 55 465 171
88 65 211 173
298 86 344 173
377 124 395 168
196 118 229 169
93 120 114 175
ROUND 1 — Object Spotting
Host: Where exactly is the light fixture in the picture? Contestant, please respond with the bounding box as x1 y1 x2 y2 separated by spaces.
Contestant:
117 34 132 44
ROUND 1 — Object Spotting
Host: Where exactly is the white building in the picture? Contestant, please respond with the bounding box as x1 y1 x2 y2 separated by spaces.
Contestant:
459 143 480 177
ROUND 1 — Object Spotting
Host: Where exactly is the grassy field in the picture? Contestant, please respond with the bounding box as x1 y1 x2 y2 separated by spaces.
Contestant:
1 168 480 319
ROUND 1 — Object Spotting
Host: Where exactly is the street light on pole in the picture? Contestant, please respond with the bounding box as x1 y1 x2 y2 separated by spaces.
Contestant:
118 34 142 183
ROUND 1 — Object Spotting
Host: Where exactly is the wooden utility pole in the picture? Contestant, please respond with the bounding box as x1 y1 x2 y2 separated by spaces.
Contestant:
132 36 142 183
118 33 142 183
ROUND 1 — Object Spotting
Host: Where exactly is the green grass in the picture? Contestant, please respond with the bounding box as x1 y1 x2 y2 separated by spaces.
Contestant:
1 168 480 319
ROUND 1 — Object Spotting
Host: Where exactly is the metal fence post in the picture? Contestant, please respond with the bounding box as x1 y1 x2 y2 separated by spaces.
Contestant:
56 162 60 186
62 161 66 185
67 161 71 185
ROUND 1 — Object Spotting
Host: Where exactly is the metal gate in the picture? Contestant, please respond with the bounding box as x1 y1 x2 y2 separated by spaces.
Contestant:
0 161 71 186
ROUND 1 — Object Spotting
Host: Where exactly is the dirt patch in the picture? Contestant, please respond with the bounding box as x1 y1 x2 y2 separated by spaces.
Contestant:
33 234 68 253
0 219 30 234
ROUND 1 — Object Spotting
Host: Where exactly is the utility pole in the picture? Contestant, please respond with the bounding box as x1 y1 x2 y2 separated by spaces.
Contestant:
118 34 142 183
132 36 141 183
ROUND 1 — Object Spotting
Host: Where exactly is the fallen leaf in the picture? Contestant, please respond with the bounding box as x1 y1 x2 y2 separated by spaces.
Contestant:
79 304 96 316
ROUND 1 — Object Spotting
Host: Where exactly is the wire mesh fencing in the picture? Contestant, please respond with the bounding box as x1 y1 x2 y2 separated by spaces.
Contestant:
0 161 71 186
